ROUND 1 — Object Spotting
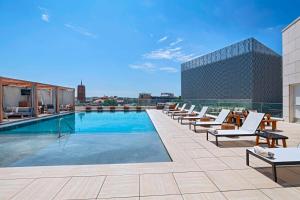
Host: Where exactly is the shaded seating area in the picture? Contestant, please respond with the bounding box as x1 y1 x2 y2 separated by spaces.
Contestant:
0 76 75 124
3 106 33 119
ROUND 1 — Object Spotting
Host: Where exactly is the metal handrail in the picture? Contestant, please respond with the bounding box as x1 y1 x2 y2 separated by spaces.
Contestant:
58 118 74 138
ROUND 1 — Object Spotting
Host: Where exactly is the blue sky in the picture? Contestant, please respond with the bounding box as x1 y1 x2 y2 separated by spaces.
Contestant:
0 0 299 97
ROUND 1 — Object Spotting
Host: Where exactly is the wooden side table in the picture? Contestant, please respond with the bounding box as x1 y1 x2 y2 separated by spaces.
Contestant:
256 132 288 148
260 119 278 131
235 115 241 127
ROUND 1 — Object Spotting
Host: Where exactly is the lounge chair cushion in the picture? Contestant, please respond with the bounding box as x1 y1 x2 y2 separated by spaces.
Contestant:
215 109 231 123
4 106 17 113
193 109 230 126
194 121 223 126
240 112 265 133
182 106 208 120
211 129 254 136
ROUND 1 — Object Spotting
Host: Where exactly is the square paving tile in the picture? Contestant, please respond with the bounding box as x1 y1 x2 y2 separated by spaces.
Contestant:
236 169 280 189
219 156 248 170
223 189 270 200
208 148 236 157
0 179 34 200
261 188 300 200
98 197 139 200
206 170 256 191
54 176 105 199
11 177 70 200
141 195 183 200
172 138 196 144
173 172 218 193
185 149 214 159
226 147 248 157
178 142 203 149
183 192 226 200
140 173 180 196
276 167 300 186
288 166 300 175
194 158 229 171
98 175 139 199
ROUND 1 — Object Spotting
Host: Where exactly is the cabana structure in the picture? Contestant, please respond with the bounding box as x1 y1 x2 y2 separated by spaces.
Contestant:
0 76 75 123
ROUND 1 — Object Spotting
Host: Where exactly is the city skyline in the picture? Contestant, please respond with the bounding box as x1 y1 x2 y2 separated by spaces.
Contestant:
1 0 300 97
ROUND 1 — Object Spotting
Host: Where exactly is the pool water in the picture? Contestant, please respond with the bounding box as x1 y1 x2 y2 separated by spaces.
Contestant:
0 112 171 167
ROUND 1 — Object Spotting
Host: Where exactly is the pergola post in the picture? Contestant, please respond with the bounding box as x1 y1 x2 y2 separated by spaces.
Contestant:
72 89 75 111
32 84 39 117
56 87 60 113
0 78 3 123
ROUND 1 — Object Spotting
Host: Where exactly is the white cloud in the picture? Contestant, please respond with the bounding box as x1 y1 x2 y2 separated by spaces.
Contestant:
129 62 178 73
129 62 156 72
170 38 183 46
159 67 178 73
143 46 194 62
38 6 49 22
64 23 97 38
264 25 283 32
41 14 49 22
158 36 168 43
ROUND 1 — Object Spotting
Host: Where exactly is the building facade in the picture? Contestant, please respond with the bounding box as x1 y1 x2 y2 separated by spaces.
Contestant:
181 38 282 104
138 92 179 106
282 17 300 123
77 81 86 103
138 93 152 99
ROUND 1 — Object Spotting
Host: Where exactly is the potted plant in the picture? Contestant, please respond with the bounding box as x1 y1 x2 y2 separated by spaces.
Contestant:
97 106 103 112
124 105 130 111
136 106 142 111
85 106 92 112
110 106 116 111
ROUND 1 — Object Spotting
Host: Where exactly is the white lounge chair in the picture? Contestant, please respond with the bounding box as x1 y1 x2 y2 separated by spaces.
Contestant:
190 109 231 132
207 112 265 146
246 147 300 182
168 103 187 116
171 105 195 119
178 106 208 124
163 103 179 113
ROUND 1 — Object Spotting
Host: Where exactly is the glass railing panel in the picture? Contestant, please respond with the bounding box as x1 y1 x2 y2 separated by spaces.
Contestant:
75 98 283 118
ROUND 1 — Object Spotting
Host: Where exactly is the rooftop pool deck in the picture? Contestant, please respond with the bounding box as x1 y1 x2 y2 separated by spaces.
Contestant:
0 110 300 199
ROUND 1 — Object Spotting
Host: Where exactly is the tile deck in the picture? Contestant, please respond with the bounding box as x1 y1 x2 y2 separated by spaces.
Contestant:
0 109 300 199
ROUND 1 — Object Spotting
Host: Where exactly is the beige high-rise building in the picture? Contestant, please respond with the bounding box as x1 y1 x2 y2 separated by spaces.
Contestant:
282 17 300 122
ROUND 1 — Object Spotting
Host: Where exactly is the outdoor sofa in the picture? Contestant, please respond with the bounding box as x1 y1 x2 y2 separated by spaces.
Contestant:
4 106 33 118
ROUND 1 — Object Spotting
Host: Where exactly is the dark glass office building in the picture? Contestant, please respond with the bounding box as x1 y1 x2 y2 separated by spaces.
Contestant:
181 38 282 103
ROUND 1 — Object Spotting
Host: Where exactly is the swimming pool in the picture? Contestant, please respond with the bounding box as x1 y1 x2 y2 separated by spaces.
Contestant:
0 111 171 167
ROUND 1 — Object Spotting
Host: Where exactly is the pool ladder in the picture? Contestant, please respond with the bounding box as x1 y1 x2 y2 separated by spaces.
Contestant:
58 118 74 138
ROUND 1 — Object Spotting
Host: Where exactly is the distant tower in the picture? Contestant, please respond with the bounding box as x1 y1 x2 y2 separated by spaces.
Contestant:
77 80 86 103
